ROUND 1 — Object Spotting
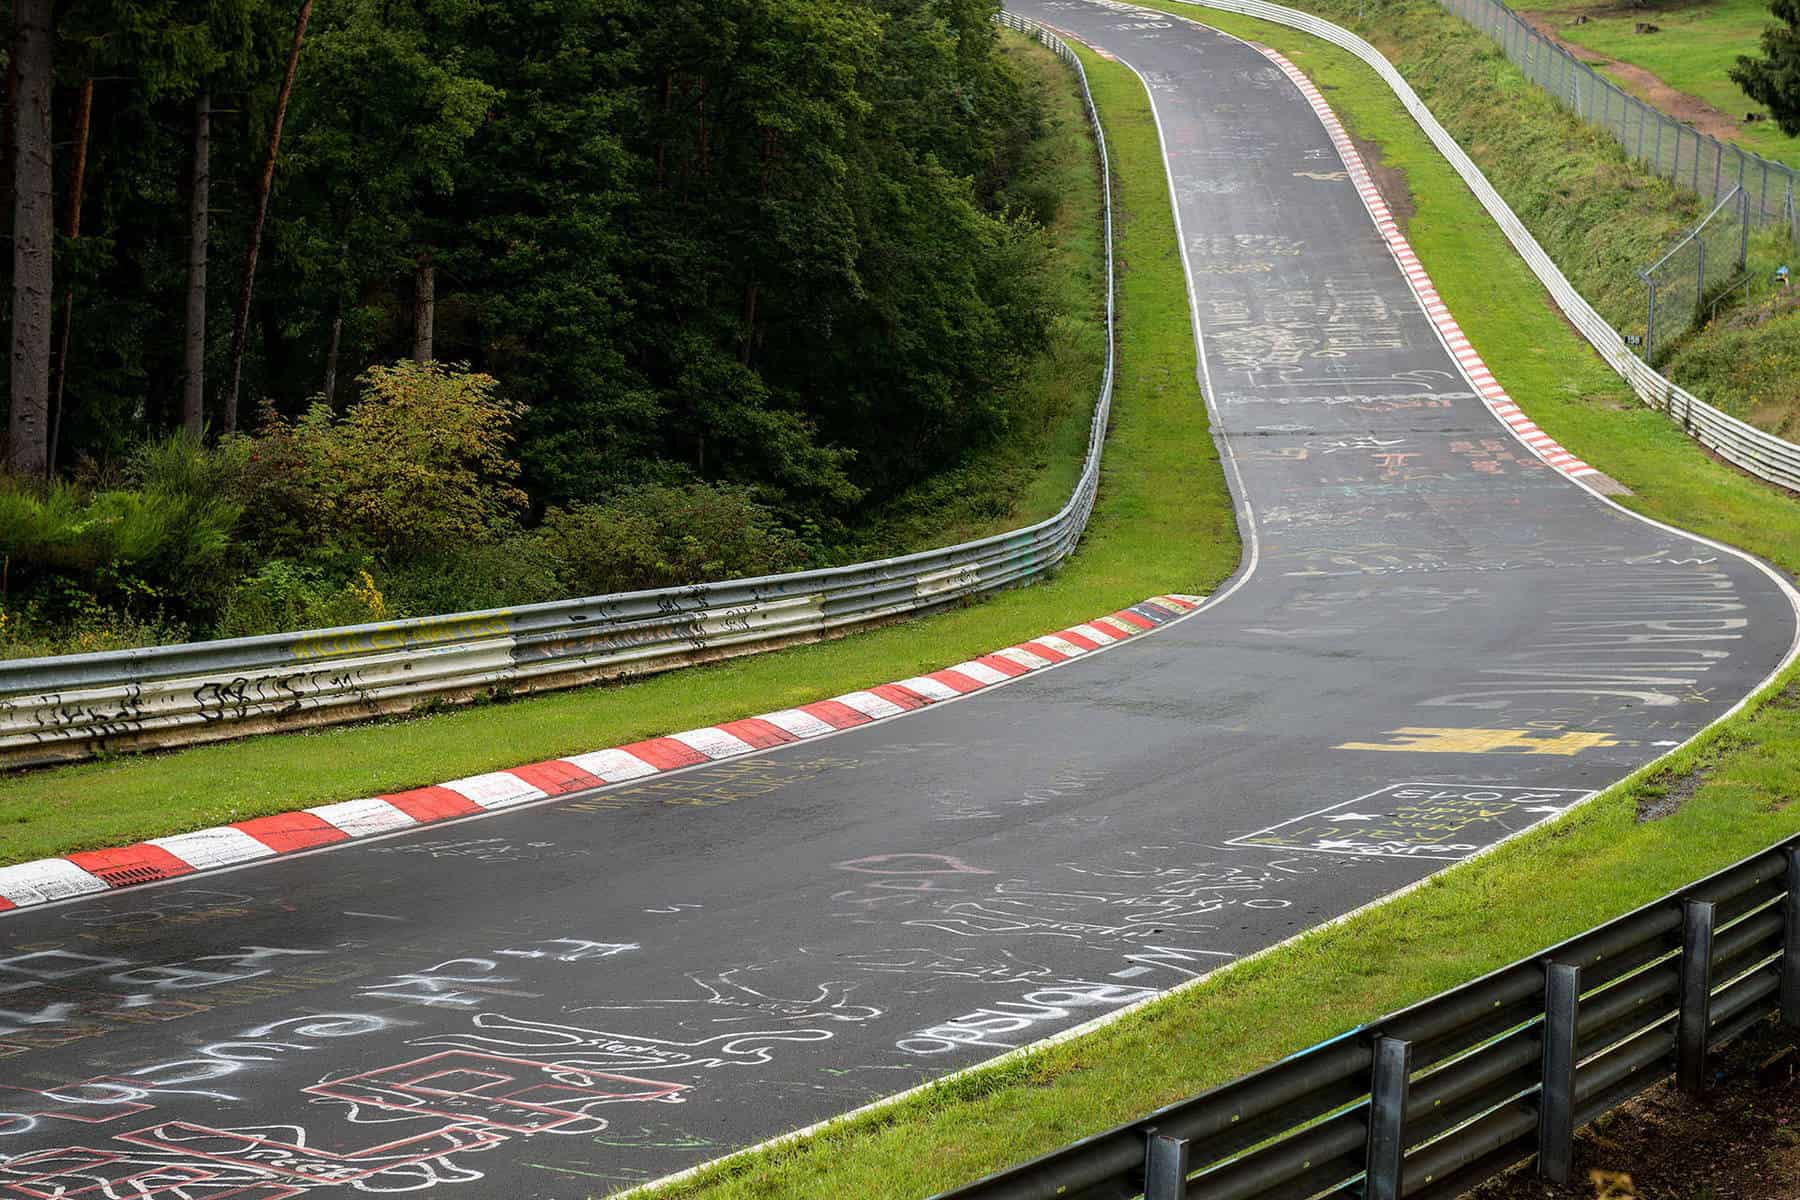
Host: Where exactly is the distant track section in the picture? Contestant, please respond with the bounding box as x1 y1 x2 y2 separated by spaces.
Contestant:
1164 0 1800 495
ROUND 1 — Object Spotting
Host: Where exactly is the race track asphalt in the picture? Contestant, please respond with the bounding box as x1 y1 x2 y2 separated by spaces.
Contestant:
2 4 1794 1197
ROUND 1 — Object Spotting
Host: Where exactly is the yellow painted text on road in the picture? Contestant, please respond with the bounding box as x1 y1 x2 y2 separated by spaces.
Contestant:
1337 727 1620 756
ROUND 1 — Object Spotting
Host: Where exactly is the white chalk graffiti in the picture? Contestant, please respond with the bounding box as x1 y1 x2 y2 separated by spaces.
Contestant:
413 1012 836 1072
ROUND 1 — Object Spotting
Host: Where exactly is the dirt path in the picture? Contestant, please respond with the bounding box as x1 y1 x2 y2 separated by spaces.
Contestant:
1464 1017 1800 1200
1520 10 1753 146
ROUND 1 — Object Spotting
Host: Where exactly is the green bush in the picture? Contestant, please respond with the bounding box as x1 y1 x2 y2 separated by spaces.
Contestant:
214 559 393 639
379 537 568 616
246 362 528 560
0 435 245 614
536 483 809 595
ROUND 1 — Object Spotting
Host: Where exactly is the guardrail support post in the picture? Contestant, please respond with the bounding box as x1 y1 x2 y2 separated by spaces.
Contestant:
1782 845 1800 1028
1366 1036 1412 1200
1538 962 1581 1184
1143 1130 1189 1200
1678 899 1716 1094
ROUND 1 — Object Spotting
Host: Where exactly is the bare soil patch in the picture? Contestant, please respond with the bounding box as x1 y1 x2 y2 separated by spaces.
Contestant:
1464 1016 1800 1200
1634 762 1705 820
1349 132 1417 233
1519 11 1751 145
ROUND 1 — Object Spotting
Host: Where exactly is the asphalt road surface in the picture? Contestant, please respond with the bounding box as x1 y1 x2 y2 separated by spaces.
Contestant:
2 4 1794 1197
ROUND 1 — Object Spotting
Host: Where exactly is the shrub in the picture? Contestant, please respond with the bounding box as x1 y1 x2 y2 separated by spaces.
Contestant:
214 559 393 639
379 537 567 616
535 483 809 596
0 436 245 614
248 362 528 560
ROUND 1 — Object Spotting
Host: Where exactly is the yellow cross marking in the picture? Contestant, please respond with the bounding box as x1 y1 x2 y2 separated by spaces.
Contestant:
1336 727 1620 756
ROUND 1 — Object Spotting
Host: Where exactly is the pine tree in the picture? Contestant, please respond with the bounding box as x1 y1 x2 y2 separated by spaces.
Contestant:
1732 0 1800 136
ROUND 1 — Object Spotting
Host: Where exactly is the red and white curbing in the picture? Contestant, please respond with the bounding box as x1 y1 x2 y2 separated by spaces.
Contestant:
1257 47 1601 483
0 595 1205 913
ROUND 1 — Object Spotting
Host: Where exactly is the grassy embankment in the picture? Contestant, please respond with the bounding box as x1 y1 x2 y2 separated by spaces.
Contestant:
611 15 1800 1200
1348 0 1800 442
0 32 1241 867
1543 0 1800 169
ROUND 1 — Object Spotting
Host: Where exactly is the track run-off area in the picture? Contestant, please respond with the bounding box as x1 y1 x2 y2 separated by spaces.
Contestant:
2 3 1797 1197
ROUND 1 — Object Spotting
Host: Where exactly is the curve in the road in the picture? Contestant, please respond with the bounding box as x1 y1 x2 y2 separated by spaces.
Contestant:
1 6 1795 1199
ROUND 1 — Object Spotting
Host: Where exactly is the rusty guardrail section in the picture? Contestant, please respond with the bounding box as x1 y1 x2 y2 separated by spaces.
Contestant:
0 14 1114 768
933 830 1800 1200
1164 0 1800 494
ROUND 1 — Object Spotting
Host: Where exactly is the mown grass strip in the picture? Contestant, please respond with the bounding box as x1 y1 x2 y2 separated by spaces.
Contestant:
0 32 1239 868
618 21 1800 1200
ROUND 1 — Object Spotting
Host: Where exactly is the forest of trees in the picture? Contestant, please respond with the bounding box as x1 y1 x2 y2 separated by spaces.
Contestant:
0 0 1085 654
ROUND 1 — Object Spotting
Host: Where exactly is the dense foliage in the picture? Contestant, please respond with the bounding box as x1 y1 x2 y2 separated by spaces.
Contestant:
0 0 1086 653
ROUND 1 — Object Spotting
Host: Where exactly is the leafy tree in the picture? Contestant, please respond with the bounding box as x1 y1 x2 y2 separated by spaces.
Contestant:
1732 0 1800 136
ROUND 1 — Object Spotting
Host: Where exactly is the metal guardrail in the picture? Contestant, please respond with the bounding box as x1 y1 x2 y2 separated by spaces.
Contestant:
1161 0 1800 494
0 15 1115 769
935 830 1800 1200
1437 0 1799 245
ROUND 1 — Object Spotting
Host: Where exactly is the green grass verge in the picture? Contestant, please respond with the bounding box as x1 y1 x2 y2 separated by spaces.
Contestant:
0 33 1239 869
612 18 1800 1200
1545 0 1800 169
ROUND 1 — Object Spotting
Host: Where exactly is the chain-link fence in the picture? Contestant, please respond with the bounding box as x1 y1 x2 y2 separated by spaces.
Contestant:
1438 0 1799 245
1639 186 1750 362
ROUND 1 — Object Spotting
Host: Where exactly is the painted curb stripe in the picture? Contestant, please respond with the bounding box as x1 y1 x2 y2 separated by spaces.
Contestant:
234 813 349 855
758 709 843 740
67 844 195 887
506 760 605 796
0 595 1204 912
1256 47 1599 481
380 786 484 822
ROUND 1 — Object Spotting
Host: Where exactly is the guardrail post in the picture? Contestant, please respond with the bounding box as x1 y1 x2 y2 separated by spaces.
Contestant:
1144 1129 1190 1200
1366 1036 1412 1200
1537 962 1581 1184
1783 845 1800 1028
1678 899 1716 1094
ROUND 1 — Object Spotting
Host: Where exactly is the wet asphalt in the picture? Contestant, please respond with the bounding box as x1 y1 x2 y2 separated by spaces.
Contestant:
0 4 1794 1197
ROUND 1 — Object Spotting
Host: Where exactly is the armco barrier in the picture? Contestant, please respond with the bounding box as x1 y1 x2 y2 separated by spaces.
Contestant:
934 831 1800 1200
1160 0 1800 495
0 17 1115 770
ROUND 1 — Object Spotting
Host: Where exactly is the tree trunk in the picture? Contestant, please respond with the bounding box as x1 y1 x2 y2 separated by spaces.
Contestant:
322 310 342 404
181 88 210 437
698 79 709 176
411 248 434 363
3 48 18 210
8 0 53 479
48 78 94 475
739 283 758 367
224 0 314 434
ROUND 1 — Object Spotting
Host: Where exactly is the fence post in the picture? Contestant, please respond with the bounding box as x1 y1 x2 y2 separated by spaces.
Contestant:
1678 899 1716 1094
1642 271 1657 362
1696 238 1707 320
1144 1130 1190 1200
1740 188 1750 271
1783 844 1800 1028
1366 1036 1412 1200
1538 962 1581 1184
